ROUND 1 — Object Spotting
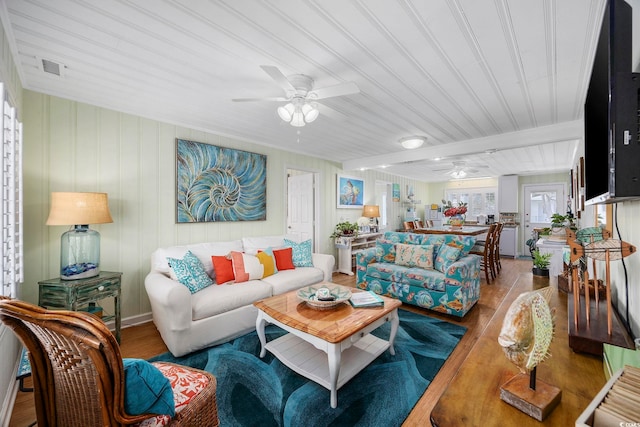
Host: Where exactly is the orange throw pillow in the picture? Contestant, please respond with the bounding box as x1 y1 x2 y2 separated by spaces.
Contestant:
211 255 234 284
273 247 295 271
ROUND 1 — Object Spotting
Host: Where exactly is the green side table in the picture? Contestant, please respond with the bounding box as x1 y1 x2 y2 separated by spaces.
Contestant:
38 271 122 343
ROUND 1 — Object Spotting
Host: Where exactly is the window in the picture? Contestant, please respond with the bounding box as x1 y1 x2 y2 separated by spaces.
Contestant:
445 187 497 219
1 82 23 298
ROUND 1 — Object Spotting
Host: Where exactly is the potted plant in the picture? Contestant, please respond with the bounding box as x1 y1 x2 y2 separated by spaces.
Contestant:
532 250 552 277
330 221 359 238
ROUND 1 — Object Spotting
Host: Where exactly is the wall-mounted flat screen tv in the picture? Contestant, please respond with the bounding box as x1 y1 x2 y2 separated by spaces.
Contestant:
584 0 640 205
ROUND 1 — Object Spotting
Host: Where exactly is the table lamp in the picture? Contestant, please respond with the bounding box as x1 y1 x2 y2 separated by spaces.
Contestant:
362 205 380 230
46 192 113 280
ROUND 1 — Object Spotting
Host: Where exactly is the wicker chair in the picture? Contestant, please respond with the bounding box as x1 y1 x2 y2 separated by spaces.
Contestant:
0 297 219 427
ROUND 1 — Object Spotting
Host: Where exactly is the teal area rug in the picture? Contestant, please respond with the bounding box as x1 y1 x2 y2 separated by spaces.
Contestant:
150 309 466 427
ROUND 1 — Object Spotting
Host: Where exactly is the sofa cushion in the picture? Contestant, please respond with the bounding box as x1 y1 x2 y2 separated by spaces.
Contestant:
229 251 264 283
375 239 396 263
383 231 423 244
434 244 462 273
152 240 243 277
365 262 446 292
273 247 295 270
261 267 324 295
191 280 272 321
284 238 314 267
256 247 278 277
395 243 434 269
166 251 213 294
442 235 476 256
211 255 235 284
242 236 286 255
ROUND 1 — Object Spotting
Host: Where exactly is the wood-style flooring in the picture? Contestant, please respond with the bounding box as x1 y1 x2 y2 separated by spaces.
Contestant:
10 257 541 427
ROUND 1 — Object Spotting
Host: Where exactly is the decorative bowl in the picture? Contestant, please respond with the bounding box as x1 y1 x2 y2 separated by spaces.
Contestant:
297 285 352 310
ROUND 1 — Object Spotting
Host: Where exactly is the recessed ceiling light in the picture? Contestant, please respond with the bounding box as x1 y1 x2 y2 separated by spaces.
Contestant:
399 136 426 149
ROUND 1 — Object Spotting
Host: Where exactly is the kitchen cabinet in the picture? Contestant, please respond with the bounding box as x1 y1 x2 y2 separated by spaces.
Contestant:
498 175 518 213
500 226 519 258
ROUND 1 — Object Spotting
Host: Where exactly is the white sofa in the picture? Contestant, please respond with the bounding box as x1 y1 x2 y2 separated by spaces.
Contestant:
144 235 335 357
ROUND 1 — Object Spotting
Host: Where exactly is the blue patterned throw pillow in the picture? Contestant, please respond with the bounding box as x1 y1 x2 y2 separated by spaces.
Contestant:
166 250 213 293
375 239 396 263
434 244 462 273
284 238 314 267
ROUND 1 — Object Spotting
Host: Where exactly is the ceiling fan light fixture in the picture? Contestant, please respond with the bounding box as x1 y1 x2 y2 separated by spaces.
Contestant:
302 102 319 123
399 136 426 150
451 170 467 179
290 109 306 127
277 103 295 122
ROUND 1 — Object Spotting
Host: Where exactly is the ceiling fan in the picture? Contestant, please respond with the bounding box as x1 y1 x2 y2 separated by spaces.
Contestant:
433 161 489 179
232 65 360 127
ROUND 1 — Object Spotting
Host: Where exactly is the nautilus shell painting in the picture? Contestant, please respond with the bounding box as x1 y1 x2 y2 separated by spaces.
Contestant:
176 139 266 222
498 287 555 373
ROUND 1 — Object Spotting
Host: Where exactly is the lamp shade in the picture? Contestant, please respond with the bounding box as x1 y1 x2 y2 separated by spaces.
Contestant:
46 192 113 226
362 205 380 218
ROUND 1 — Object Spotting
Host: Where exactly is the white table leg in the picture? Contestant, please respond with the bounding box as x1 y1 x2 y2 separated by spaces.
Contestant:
327 344 342 408
388 309 399 356
256 311 267 358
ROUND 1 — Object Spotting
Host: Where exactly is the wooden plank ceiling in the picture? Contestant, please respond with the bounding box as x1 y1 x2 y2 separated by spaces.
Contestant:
0 0 606 182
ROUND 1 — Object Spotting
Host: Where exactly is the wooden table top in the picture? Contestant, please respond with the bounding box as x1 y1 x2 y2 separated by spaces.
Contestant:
430 274 606 426
413 226 488 236
253 283 401 343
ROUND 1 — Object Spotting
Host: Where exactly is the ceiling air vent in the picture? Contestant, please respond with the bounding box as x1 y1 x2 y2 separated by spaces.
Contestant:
38 58 66 77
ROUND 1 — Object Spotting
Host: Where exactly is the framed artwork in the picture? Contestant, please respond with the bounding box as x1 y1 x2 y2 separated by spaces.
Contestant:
337 174 364 208
392 183 400 202
176 139 267 222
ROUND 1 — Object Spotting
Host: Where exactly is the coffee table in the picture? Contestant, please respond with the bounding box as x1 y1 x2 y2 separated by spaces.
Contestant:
254 283 402 408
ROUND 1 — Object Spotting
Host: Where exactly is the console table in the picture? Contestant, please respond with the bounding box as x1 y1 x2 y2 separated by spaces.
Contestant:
38 271 122 343
430 274 606 426
335 232 381 275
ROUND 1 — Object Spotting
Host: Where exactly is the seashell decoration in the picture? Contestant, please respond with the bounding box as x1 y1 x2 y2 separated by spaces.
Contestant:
498 287 555 373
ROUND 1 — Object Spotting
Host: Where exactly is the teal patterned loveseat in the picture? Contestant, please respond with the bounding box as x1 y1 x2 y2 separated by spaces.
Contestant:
356 231 481 317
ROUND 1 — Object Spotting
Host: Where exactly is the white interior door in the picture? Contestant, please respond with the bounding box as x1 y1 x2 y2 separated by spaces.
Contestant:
287 173 314 244
522 183 565 255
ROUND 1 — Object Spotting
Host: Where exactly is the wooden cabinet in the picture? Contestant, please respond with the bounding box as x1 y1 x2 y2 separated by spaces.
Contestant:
498 175 519 213
335 232 381 275
38 271 122 343
500 226 519 258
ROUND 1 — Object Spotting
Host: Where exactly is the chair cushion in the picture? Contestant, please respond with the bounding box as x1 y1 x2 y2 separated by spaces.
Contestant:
136 362 211 427
166 251 213 294
123 359 175 417
284 238 314 267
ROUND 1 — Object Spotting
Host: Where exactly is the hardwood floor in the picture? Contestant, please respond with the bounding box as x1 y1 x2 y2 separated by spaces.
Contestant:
10 257 540 427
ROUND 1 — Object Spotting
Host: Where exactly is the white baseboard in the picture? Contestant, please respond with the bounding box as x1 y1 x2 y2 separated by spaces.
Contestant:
104 311 153 330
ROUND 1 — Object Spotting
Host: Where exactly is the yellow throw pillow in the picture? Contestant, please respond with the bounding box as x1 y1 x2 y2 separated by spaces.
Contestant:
256 247 278 277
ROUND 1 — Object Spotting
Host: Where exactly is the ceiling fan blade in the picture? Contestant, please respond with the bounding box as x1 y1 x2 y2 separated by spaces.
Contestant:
309 82 360 100
316 102 348 121
260 65 295 93
231 97 288 102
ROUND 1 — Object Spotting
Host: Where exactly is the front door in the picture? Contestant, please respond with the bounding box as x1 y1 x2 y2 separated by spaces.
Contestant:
287 173 314 244
522 183 566 255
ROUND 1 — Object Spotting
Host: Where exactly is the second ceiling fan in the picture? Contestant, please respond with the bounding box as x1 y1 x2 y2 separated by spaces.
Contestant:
232 65 360 127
